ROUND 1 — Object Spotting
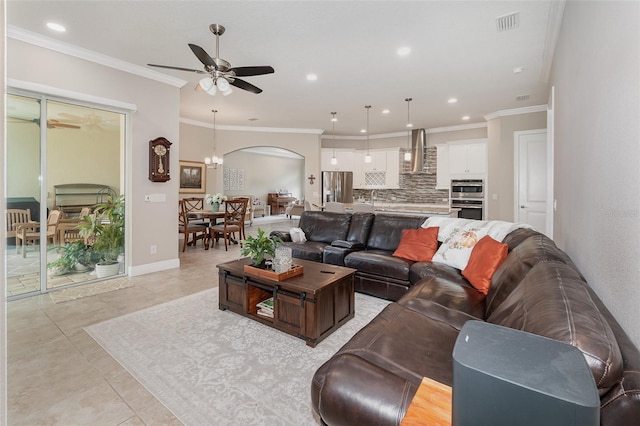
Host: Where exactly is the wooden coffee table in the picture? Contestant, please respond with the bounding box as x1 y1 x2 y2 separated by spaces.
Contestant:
217 257 356 347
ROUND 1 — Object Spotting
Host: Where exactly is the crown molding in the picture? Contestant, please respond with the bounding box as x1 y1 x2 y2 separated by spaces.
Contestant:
8 79 138 112
425 121 487 134
8 25 187 88
179 117 324 135
483 105 547 121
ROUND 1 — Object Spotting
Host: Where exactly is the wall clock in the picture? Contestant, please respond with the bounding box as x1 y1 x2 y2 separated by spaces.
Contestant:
149 137 172 182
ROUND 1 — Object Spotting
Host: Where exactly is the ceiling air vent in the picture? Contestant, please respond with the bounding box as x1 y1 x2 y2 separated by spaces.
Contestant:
496 12 520 32
516 94 530 102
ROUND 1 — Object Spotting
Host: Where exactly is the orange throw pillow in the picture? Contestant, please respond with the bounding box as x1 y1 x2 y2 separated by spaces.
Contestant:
462 235 508 295
392 227 439 262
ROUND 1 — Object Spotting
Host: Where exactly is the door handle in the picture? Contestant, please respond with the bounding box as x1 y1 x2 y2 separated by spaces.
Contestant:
520 205 526 209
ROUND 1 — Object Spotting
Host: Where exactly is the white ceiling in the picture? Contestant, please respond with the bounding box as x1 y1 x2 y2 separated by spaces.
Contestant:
7 1 562 136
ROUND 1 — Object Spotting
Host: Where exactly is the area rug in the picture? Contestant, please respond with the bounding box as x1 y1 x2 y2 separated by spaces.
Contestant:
49 277 133 303
85 289 390 425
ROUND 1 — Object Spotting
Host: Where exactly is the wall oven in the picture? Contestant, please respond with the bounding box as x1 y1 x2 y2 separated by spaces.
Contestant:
451 179 484 220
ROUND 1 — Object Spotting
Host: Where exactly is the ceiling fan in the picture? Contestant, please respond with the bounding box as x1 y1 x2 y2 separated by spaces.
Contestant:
7 117 81 129
147 24 274 96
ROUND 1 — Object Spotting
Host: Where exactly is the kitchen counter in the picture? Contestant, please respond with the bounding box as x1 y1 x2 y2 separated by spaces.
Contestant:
349 203 459 217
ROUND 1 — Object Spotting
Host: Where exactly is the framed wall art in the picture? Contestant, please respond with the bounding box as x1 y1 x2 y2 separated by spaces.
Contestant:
178 161 206 193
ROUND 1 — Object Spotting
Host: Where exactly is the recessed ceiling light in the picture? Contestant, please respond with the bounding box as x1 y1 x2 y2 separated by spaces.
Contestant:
360 129 367 133
382 109 390 114
397 46 411 56
462 115 470 121
306 74 318 81
47 22 66 32
513 66 524 74
448 98 458 104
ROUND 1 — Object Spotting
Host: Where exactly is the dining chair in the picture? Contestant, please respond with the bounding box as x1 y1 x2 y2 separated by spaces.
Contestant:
178 200 209 252
15 209 63 257
182 197 208 226
325 202 346 213
232 197 251 239
352 203 375 213
209 198 247 251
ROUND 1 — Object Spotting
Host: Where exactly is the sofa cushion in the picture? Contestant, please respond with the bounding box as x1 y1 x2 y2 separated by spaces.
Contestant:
462 235 508 295
298 210 351 244
410 261 464 284
402 276 486 320
366 214 424 251
485 232 577 317
392 227 439 262
280 241 326 263
345 251 412 281
345 212 375 243
487 262 623 395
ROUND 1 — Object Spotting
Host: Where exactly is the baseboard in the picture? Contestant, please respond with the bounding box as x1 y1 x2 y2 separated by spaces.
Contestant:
129 258 180 277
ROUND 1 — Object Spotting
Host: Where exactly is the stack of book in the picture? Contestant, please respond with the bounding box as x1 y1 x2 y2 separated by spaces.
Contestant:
256 297 274 318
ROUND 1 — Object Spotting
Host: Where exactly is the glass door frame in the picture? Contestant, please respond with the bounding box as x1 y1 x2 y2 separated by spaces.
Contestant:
6 87 132 300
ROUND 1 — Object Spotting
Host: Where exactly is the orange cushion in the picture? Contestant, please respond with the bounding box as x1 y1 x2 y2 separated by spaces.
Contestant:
462 235 508 295
392 227 439 262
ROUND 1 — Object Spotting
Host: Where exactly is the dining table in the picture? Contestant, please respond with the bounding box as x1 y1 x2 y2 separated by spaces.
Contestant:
186 210 242 248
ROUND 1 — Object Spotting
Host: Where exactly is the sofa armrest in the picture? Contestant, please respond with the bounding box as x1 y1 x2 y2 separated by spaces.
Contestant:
312 353 417 426
331 240 365 249
269 230 292 242
323 244 362 266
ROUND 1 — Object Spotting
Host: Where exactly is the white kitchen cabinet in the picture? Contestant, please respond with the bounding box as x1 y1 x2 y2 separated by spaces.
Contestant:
448 140 487 178
321 149 354 171
435 144 450 189
353 148 399 189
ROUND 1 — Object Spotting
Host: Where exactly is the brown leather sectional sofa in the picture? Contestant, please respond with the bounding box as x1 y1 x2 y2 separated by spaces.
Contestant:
273 211 640 425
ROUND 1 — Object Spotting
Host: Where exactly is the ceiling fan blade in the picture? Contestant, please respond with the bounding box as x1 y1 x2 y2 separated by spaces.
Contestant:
47 120 81 129
229 66 275 77
147 63 206 74
188 44 217 69
229 78 263 94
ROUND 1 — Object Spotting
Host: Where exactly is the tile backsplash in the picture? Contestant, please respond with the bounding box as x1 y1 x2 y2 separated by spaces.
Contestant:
353 147 449 204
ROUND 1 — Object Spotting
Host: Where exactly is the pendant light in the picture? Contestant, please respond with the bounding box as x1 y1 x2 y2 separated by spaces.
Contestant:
204 109 223 168
405 98 413 161
330 112 338 166
364 105 372 163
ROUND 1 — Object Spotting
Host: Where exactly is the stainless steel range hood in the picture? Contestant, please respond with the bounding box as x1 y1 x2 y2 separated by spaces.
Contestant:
409 128 427 173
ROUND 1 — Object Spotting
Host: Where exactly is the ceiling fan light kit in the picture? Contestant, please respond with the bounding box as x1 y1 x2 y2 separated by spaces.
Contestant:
148 24 274 97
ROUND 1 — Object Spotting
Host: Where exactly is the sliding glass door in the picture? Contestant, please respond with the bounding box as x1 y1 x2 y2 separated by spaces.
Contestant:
5 92 126 299
6 94 42 297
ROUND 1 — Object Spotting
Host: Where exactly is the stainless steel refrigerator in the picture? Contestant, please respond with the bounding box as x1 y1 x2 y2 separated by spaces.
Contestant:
321 171 353 203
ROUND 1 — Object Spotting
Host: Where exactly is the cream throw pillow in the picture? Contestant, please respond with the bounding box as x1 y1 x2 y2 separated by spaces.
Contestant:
429 219 532 270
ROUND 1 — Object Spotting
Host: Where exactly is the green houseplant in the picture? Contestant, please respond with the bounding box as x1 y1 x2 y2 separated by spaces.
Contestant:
78 194 125 277
47 240 100 275
240 228 282 266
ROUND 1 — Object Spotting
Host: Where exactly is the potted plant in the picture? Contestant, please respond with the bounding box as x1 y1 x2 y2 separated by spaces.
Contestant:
205 192 227 211
78 194 125 278
240 228 282 267
47 240 99 275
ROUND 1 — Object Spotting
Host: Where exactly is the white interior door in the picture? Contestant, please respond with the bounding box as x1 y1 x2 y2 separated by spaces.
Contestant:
515 130 548 234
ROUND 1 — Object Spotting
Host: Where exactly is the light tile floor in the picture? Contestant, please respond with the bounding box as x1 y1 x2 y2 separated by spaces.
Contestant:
7 218 295 425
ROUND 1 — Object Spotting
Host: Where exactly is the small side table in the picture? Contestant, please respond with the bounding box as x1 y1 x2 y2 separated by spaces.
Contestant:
400 377 452 426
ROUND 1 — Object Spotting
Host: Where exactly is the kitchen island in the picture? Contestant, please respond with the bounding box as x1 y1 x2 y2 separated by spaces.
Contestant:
347 203 459 217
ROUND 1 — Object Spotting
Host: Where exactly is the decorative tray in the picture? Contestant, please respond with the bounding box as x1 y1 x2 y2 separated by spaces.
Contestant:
244 264 304 281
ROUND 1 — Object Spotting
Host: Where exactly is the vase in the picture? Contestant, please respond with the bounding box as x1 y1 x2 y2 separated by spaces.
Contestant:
210 202 220 212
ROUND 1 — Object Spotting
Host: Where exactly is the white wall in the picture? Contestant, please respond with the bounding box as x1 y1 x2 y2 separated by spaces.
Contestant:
486 112 547 221
550 1 640 347
8 39 182 273
179 122 322 205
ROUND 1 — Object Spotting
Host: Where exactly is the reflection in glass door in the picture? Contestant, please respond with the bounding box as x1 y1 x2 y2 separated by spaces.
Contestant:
45 101 124 290
5 93 126 299
6 94 42 297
